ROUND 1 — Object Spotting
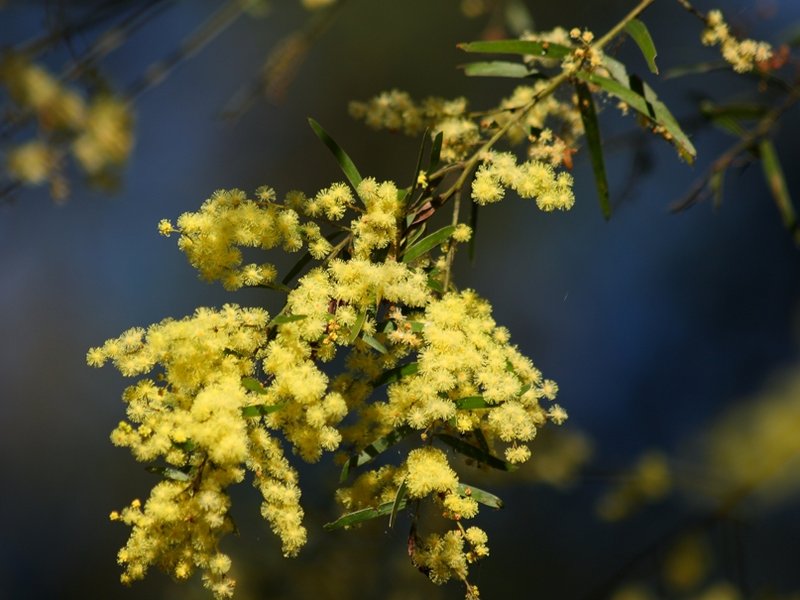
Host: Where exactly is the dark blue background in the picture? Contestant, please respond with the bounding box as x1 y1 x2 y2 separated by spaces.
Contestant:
2 1 800 598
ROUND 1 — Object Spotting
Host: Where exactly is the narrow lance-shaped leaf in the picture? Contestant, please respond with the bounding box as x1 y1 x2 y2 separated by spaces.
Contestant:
373 362 419 387
575 81 611 219
340 425 414 482
241 403 283 417
324 498 408 531
410 127 430 192
361 333 388 354
457 483 503 509
468 200 479 261
389 480 408 528
435 433 516 471
455 396 492 410
145 465 192 482
624 18 658 74
429 131 444 171
308 118 362 191
758 138 800 243
461 61 540 78
269 314 307 326
700 101 769 138
402 224 457 263
700 101 769 122
457 39 571 59
427 277 444 294
403 222 427 248
472 428 491 454
663 60 727 79
348 310 367 344
577 60 696 163
241 377 268 394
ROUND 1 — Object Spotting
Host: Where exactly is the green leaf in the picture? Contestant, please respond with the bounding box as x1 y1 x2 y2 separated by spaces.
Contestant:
472 428 491 454
324 498 407 530
578 60 696 163
461 61 540 78
455 396 491 410
269 314 308 327
361 333 388 354
404 222 427 249
758 139 800 242
145 465 192 482
457 39 571 59
457 483 503 509
308 118 362 191
700 101 769 122
340 425 414 482
700 100 768 137
402 225 457 263
435 433 515 471
281 230 346 285
663 60 728 79
241 377 268 394
373 362 419 387
624 18 658 74
389 480 408 528
429 131 444 170
427 276 444 293
241 403 283 417
348 310 367 344
410 127 429 192
468 199 479 261
575 81 611 219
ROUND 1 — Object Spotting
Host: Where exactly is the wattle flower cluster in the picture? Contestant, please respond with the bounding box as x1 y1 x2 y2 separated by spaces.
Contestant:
89 168 567 598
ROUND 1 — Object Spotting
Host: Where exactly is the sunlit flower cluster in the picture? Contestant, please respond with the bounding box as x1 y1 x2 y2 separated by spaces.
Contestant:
701 9 772 73
471 150 575 210
91 159 566 599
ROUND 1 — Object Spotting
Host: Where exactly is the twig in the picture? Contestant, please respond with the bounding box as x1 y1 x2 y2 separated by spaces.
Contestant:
671 88 800 212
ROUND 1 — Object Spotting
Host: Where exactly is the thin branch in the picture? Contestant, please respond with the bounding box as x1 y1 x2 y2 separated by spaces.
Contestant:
671 88 800 212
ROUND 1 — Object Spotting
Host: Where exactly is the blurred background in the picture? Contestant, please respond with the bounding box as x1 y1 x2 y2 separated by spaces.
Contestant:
2 0 800 598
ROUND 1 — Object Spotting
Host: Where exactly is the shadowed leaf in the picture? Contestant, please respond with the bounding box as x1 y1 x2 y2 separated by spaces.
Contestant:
340 425 414 482
374 362 419 387
389 480 408 528
759 139 800 243
435 433 515 471
575 81 611 219
457 39 570 59
324 498 407 530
